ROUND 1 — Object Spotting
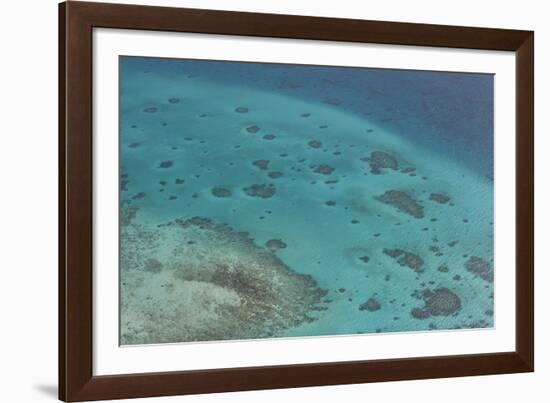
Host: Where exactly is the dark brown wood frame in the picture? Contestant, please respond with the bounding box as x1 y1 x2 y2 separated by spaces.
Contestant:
59 1 534 401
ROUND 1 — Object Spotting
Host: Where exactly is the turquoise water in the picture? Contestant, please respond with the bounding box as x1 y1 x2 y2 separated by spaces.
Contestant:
119 56 494 345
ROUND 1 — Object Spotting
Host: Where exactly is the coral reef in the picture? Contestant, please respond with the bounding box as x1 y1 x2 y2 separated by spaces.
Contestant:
159 160 173 168
246 125 260 133
429 193 451 204
375 190 424 218
367 151 398 174
313 164 335 175
383 248 424 273
120 216 328 344
244 184 276 198
235 106 249 113
411 288 462 319
308 140 322 149
211 187 232 198
359 298 381 312
252 160 270 170
465 256 494 283
268 171 283 179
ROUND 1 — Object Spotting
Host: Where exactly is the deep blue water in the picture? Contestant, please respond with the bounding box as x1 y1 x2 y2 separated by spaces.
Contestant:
119 56 494 345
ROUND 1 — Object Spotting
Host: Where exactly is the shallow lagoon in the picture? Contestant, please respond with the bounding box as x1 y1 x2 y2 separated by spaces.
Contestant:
119 56 494 345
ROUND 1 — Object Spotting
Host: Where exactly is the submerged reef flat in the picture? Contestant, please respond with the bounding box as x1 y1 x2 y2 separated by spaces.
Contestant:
120 213 328 344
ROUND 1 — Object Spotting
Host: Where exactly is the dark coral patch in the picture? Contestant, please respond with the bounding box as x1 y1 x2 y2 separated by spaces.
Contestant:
411 288 461 319
235 106 249 113
300 113 311 118
252 160 270 171
325 200 336 206
359 298 381 312
175 178 185 185
375 190 424 219
268 171 283 179
159 161 173 169
246 125 260 133
411 307 430 319
429 193 451 204
131 192 146 200
143 106 158 113
359 256 370 264
424 288 462 316
308 140 322 149
211 187 232 198
244 184 276 199
465 256 494 283
263 134 276 140
313 164 335 175
383 248 424 273
168 97 181 104
367 151 398 174
266 239 287 250
128 142 141 148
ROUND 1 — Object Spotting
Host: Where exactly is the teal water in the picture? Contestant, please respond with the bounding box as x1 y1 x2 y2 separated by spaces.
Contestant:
119 56 494 345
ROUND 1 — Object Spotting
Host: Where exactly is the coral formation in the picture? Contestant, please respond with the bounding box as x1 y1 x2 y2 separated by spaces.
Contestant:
313 164 335 175
246 125 260 133
120 216 328 344
375 190 424 218
383 248 424 273
411 288 462 319
244 184 276 198
359 298 381 312
252 160 270 170
143 106 158 113
159 161 173 168
359 256 370 263
235 106 249 113
268 171 283 179
308 140 322 149
429 193 451 204
266 239 287 250
367 151 398 174
465 256 494 283
212 187 232 198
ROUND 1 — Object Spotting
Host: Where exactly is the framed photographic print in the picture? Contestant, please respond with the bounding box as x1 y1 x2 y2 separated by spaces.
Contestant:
59 1 534 401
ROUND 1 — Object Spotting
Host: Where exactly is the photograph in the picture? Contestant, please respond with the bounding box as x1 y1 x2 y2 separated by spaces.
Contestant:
0 0 543 402
119 56 495 345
